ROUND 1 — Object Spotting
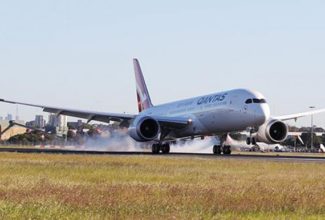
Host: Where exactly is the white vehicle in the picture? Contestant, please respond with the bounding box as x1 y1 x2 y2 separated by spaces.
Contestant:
222 134 287 152
1 59 325 155
320 144 325 153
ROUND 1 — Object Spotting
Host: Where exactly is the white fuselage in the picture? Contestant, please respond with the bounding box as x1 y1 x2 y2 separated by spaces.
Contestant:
139 89 270 138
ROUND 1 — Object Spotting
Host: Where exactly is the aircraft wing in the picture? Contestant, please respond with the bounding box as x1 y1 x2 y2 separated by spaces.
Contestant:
274 108 325 121
0 99 190 129
0 98 136 123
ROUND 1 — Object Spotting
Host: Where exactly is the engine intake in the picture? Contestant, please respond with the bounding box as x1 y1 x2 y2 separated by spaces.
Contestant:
269 121 287 141
256 120 288 144
128 116 160 142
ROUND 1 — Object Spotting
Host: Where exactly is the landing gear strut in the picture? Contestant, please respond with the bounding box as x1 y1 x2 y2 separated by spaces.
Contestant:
152 143 170 154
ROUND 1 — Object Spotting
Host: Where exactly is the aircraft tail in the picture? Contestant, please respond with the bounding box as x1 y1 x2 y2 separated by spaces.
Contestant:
133 59 154 112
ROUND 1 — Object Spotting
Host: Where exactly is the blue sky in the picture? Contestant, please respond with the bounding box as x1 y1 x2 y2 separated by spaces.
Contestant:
0 0 324 127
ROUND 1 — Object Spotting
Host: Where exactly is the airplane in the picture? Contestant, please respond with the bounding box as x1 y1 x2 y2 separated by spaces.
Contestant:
1 58 325 155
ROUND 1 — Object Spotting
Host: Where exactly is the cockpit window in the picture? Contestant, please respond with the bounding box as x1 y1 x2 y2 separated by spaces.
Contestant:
245 99 253 104
245 98 267 104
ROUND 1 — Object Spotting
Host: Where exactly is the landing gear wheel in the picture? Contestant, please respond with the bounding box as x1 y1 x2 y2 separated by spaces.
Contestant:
223 145 232 155
252 138 256 145
246 138 251 145
213 145 222 155
161 143 170 154
152 144 160 154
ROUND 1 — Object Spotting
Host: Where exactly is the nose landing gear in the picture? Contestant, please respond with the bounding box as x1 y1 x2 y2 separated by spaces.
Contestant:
246 137 256 145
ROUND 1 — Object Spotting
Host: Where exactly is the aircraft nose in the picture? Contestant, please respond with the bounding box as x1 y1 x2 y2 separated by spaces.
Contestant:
256 104 270 125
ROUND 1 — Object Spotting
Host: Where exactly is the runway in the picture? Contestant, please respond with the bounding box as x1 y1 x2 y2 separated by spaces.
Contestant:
0 147 325 162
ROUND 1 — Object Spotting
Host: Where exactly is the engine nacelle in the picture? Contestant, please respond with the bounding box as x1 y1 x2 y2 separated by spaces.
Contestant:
256 120 288 144
128 116 160 142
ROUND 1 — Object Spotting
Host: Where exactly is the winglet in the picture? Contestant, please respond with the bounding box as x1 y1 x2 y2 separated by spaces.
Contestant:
133 58 153 112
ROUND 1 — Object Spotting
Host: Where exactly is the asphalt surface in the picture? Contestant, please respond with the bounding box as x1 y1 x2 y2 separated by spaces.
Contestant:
0 147 325 162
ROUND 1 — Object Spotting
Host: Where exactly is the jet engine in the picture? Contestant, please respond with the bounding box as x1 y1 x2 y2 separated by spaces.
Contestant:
256 120 288 144
128 116 160 142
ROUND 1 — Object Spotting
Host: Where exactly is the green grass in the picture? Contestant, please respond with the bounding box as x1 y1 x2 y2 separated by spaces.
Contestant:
0 153 324 219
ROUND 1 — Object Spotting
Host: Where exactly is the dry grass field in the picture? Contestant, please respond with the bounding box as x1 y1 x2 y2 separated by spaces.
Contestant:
0 153 324 219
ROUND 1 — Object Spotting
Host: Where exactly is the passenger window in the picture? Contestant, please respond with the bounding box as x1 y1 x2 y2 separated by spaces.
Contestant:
245 99 252 104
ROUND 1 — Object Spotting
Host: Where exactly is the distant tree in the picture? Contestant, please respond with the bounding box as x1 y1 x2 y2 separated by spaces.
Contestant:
283 136 296 147
288 126 300 132
87 128 100 137
314 136 322 148
301 132 321 149
45 125 56 134
315 127 325 132
67 130 76 140
8 131 56 145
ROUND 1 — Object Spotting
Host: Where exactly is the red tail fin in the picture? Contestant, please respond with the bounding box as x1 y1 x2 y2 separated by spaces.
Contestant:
133 59 153 112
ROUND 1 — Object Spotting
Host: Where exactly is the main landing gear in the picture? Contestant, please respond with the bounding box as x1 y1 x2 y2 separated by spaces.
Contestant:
213 134 232 155
152 143 170 154
246 137 256 145
213 145 232 155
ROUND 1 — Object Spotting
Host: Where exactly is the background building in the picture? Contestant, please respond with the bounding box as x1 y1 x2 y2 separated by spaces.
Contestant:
34 115 45 128
5 114 13 121
48 114 59 127
47 114 68 135
58 115 68 133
